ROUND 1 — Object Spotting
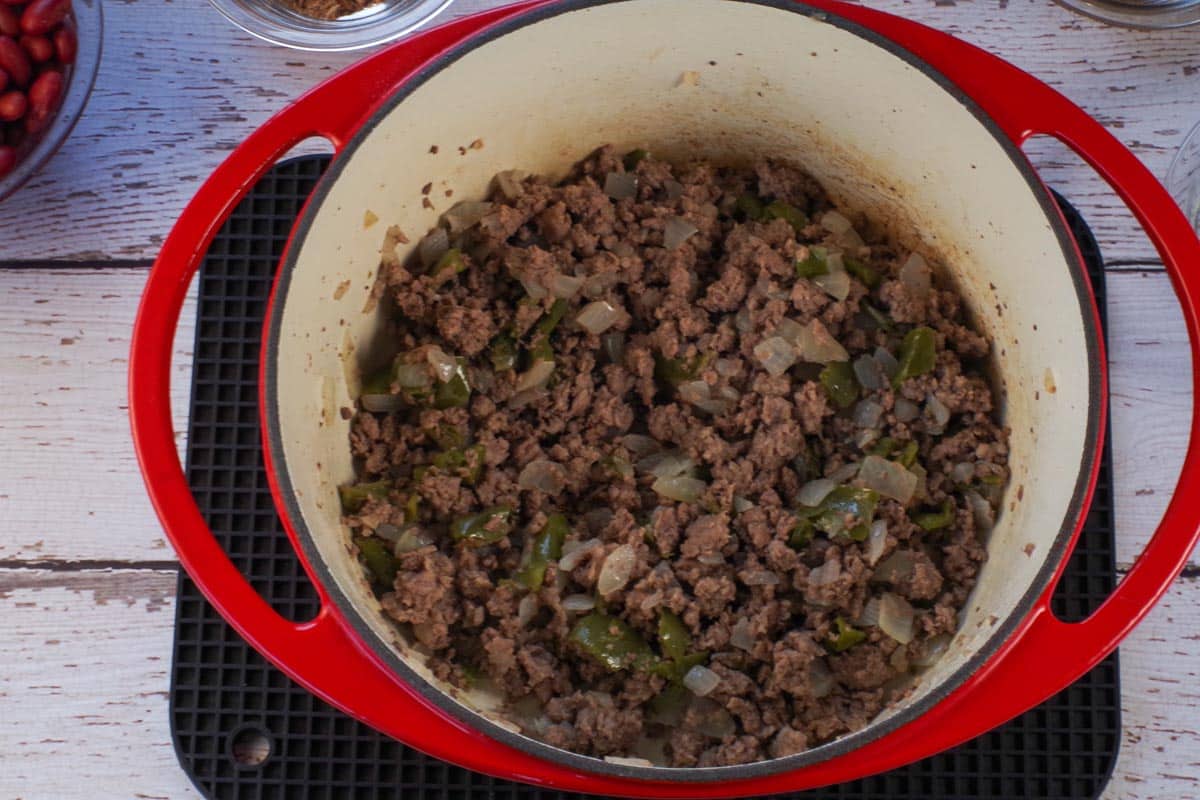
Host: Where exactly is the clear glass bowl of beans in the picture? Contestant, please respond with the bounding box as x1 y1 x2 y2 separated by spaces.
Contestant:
207 0 455 52
0 0 102 202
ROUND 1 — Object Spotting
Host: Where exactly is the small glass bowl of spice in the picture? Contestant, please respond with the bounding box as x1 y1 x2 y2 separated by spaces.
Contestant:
208 0 455 51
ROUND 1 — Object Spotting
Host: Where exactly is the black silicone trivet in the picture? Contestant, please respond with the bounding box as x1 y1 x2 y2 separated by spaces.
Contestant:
172 155 1120 800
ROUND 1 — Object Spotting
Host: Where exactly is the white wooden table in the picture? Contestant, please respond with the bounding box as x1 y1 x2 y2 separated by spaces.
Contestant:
1 1 1198 797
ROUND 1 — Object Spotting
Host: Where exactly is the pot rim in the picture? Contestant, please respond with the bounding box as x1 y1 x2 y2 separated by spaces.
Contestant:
262 0 1104 782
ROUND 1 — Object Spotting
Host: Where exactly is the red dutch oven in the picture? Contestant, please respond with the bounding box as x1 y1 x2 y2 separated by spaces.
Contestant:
131 1 1200 796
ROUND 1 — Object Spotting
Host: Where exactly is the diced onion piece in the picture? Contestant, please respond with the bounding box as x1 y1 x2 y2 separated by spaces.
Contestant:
664 216 700 250
577 300 626 335
894 397 920 423
604 171 638 200
602 331 626 363
866 519 888 565
549 272 584 299
733 495 755 514
443 200 494 234
742 570 781 586
604 756 654 768
879 592 915 644
808 559 841 588
858 455 918 503
735 306 753 333
621 434 662 458
809 658 835 698
519 275 549 300
714 358 740 377
515 359 555 393
794 319 849 364
517 594 538 626
874 550 916 584
853 355 887 392
697 553 725 566
798 478 838 508
899 253 932 300
754 336 798 377
652 475 706 503
394 527 434 555
639 450 694 479
361 393 403 413
598 544 637 596
966 490 996 533
814 269 851 301
425 346 458 382
562 594 597 612
853 398 885 429
820 210 853 235
890 644 910 672
730 618 755 652
696 705 737 739
855 428 880 450
926 393 951 431
874 346 900 379
393 362 430 391
951 462 975 484
857 596 881 627
418 227 449 269
913 633 953 668
373 523 404 543
683 665 721 697
558 538 602 571
664 179 685 200
517 459 567 495
679 380 731 415
828 462 861 483
495 169 528 200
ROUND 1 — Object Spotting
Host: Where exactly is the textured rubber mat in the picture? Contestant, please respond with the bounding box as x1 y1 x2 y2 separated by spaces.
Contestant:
171 154 1120 800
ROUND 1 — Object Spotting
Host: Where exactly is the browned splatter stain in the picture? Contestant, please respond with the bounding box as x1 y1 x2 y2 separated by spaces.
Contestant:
60 337 75 346
363 210 379 229
429 145 439 154
469 138 484 150
421 182 432 195
333 280 351 301
1023 543 1036 557
1044 368 1057 394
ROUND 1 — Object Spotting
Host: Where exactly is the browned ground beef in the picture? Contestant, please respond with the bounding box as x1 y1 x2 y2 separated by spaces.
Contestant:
343 146 1009 767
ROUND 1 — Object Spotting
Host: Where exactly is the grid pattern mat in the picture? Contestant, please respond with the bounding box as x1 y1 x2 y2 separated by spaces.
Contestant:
172 155 1120 800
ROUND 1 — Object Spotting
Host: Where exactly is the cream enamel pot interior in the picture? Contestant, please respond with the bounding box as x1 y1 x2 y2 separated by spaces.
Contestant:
268 0 1097 779
130 0 1200 795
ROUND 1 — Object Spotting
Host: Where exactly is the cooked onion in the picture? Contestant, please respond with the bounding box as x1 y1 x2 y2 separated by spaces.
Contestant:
828 461 861 483
679 380 732 415
854 398 885 429
899 252 932 300
664 216 700 250
494 169 528 200
664 179 685 200
855 428 880 450
517 594 538 626
814 269 851 301
714 358 740 378
558 538 601 571
360 393 403 414
394 527 434 555
652 475 706 503
808 559 841 588
874 346 899 378
966 490 995 533
858 455 918 503
425 346 458 383
730 618 755 651
683 665 721 697
562 594 597 612
894 397 920 423
518 275 549 300
639 450 694 479
867 519 888 565
754 336 798 376
518 459 567 495
697 553 726 566
577 300 625 334
514 359 555 393
604 171 638 200
733 495 755 514
798 478 838 507
443 200 493 234
879 592 915 644
913 633 953 668
794 319 849 364
549 272 584 299
926 393 951 431
853 354 887 392
735 306 753 333
742 570 781 586
696 705 737 739
621 434 661 458
951 462 976 484
598 544 637 596
418 227 449 269
820 210 853 235
874 550 916 584
602 331 626 364
809 658 835 698
857 596 881 627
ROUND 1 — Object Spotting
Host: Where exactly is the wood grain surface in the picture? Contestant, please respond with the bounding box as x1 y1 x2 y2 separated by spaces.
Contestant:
0 1 1197 798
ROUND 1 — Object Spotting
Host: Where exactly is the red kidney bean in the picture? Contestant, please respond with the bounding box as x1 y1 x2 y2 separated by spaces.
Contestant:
0 67 8 93
0 6 18 37
20 34 52 63
23 67 59 132
20 0 70 36
0 144 16 177
0 88 25 121
0 35 30 86
52 23 73 64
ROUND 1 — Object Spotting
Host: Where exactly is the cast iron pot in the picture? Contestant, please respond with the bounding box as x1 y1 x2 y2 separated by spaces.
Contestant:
131 1 1200 796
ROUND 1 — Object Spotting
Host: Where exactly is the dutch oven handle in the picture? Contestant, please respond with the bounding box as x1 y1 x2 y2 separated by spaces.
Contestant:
128 6 563 774
817 0 1200 751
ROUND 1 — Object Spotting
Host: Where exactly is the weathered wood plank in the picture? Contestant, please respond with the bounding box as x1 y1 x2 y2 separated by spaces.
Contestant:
1 268 1191 565
0 0 1193 263
0 566 1196 798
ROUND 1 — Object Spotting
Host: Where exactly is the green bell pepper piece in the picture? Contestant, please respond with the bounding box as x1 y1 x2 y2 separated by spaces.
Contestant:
845 256 881 289
516 513 568 590
489 334 518 372
913 499 955 531
736 194 767 222
654 351 711 388
569 613 658 672
355 536 398 587
827 617 866 652
765 200 808 235
623 148 650 171
430 248 466 279
819 361 860 410
433 358 471 410
893 326 937 387
450 507 513 545
657 610 691 663
795 249 829 279
339 480 390 513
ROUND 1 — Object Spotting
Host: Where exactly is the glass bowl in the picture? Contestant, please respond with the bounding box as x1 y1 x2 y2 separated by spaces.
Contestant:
0 0 103 202
1167 120 1200 233
207 0 455 52
1055 0 1200 29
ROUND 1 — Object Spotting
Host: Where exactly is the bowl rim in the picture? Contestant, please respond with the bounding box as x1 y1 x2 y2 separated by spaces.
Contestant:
207 0 457 52
263 0 1105 782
